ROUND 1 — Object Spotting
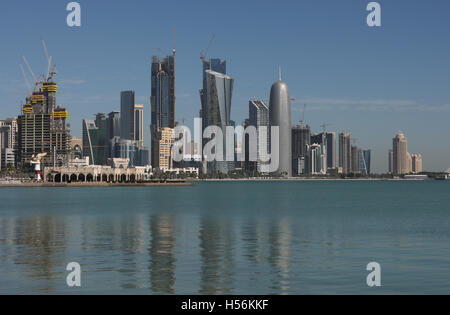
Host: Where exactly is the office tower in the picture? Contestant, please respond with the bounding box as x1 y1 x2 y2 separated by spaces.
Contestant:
134 104 144 148
388 150 393 174
151 52 176 167
248 100 270 173
351 146 359 173
107 111 120 139
17 78 70 168
326 132 336 169
292 125 311 175
203 69 234 174
339 132 352 174
200 58 227 138
82 119 106 165
411 154 423 173
152 127 174 170
120 91 135 140
269 78 292 177
392 132 408 175
358 149 371 175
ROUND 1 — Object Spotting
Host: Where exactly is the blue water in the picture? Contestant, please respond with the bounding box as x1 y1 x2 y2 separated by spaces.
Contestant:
0 181 449 294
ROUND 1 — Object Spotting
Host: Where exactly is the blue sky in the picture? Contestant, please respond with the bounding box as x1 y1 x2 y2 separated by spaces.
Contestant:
1 0 449 172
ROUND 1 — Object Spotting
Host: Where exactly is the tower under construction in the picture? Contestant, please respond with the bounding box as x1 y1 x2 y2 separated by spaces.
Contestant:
18 75 71 168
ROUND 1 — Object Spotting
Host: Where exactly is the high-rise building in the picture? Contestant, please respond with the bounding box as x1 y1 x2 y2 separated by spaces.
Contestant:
200 58 227 141
134 104 144 148
203 69 234 174
388 149 394 174
351 145 359 173
411 154 423 173
82 119 106 165
358 149 371 175
248 100 270 173
151 52 176 167
106 111 120 158
306 143 327 175
339 132 351 174
310 132 336 170
120 91 135 140
153 127 174 170
326 132 336 170
393 132 408 175
17 78 70 168
269 78 292 177
292 125 311 175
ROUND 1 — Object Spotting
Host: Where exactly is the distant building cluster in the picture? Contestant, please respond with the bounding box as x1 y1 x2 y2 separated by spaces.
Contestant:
82 91 149 168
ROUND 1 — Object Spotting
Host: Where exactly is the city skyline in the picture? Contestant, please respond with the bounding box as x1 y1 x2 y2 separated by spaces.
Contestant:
1 1 450 172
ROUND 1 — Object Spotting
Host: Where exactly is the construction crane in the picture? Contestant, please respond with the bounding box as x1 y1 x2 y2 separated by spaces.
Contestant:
321 123 332 134
200 34 216 64
19 64 32 95
41 38 52 80
299 104 307 127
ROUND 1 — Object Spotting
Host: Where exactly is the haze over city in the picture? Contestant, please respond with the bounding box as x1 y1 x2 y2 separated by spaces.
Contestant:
1 0 449 172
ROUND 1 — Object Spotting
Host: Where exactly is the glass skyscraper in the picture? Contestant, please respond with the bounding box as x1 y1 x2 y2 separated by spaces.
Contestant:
204 69 234 174
151 54 176 167
120 91 135 140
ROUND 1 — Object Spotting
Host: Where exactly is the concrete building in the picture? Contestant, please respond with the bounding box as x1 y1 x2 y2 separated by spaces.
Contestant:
393 132 408 175
70 137 83 159
153 127 174 170
1 148 15 170
306 143 326 175
292 125 311 175
411 154 423 173
339 132 352 174
44 158 147 183
269 78 292 177
310 132 335 171
120 91 135 140
17 80 70 168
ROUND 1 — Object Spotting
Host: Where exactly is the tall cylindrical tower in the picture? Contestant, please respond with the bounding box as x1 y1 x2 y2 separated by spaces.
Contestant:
269 80 292 177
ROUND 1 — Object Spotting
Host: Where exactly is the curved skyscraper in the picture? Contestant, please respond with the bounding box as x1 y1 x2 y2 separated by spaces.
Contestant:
269 80 292 177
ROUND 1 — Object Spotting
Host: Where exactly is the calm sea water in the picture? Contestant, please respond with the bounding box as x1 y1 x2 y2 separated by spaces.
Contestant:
0 181 449 295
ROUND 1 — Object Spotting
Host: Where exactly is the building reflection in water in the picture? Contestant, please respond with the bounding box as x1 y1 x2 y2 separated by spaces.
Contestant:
199 216 234 294
268 216 292 293
6 216 66 292
148 214 176 294
118 214 147 289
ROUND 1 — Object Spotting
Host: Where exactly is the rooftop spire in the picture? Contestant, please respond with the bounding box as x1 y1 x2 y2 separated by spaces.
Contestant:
278 66 282 81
